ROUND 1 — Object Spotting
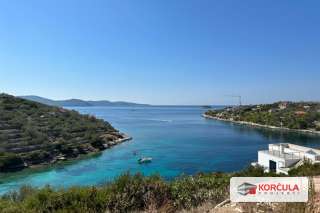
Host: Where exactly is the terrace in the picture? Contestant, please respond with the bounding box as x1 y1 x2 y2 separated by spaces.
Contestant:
259 150 301 160
255 143 320 174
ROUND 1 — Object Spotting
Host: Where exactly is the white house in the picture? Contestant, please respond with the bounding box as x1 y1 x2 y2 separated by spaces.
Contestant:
253 143 320 174
278 102 289 110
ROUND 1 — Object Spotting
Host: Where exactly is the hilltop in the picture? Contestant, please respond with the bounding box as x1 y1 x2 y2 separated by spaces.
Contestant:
0 94 130 172
20 95 149 107
204 101 320 133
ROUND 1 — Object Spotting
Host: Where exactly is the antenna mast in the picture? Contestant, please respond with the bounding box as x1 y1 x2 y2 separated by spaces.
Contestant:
225 95 242 106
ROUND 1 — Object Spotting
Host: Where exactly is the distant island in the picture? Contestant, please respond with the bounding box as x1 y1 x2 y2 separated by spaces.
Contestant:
19 95 149 107
0 94 131 172
204 101 320 134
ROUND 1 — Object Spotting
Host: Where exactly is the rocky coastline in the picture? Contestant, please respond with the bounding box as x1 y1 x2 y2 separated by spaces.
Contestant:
203 113 320 135
25 133 133 170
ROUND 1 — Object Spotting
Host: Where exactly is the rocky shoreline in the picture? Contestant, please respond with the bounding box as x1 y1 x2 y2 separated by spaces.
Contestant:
32 133 132 168
4 133 133 173
203 114 320 135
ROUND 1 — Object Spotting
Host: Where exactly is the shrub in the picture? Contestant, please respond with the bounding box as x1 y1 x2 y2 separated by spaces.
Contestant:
234 165 284 177
169 173 229 209
0 173 230 212
1 166 319 212
288 162 320 176
0 153 24 172
23 150 51 164
106 173 171 212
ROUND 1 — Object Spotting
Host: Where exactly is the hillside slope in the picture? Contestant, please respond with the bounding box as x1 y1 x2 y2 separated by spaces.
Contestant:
0 94 129 172
204 101 320 133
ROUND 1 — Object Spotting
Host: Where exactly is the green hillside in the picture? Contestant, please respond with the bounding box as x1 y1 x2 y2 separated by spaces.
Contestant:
0 94 127 172
205 102 320 132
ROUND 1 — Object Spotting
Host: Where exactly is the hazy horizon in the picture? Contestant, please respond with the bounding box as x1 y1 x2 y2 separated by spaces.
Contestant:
9 94 318 106
1 0 320 105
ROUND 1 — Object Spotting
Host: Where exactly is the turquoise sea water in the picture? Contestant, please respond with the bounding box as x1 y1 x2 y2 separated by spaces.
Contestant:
0 106 320 194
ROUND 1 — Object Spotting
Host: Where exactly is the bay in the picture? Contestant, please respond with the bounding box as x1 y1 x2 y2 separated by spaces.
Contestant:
0 106 319 194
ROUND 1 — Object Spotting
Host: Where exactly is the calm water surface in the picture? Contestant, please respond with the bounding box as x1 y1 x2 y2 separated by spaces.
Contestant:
1 106 319 194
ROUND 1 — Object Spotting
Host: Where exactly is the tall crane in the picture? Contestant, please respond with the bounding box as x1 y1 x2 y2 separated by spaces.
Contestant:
225 95 242 106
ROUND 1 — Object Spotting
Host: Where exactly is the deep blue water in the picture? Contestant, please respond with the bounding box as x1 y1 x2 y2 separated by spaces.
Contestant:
0 106 320 194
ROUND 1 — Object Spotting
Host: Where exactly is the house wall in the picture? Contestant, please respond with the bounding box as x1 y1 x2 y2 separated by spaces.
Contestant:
258 151 300 174
258 151 282 172
304 153 318 161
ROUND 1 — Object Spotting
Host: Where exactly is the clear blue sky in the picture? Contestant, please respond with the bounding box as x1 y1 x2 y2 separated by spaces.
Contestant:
0 0 319 105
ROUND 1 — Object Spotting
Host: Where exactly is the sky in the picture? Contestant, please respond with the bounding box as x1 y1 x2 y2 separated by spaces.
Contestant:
0 0 319 105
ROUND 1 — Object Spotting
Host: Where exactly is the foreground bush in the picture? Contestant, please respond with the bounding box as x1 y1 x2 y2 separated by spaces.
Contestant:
170 173 229 209
0 172 230 213
1 165 317 212
105 173 172 212
289 162 320 176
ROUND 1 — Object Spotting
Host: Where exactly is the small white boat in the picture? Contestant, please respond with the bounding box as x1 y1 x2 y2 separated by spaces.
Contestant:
138 157 152 164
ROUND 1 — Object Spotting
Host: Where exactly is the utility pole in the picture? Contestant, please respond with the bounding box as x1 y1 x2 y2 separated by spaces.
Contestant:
225 95 242 107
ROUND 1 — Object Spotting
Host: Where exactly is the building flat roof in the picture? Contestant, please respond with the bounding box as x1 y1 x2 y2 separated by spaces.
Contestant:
260 150 301 160
269 143 320 155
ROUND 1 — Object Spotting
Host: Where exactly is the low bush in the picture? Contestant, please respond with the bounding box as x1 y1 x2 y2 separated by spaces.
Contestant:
288 162 320 176
0 153 24 172
170 173 229 209
1 163 319 212
0 173 230 212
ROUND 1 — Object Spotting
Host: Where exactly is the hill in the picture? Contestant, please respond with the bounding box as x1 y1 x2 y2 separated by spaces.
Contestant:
0 94 130 172
204 101 320 133
20 95 149 107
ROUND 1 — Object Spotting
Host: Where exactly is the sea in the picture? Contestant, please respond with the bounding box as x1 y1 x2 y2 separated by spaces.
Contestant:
0 106 319 194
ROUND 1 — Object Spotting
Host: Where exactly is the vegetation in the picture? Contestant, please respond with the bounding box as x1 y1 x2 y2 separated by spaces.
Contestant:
289 161 320 176
205 101 320 132
0 164 318 212
0 94 125 172
0 172 230 213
